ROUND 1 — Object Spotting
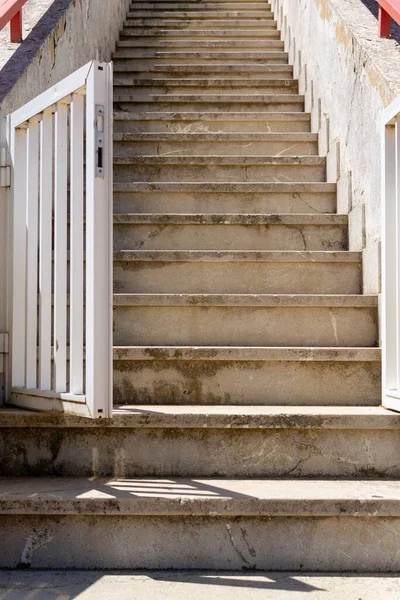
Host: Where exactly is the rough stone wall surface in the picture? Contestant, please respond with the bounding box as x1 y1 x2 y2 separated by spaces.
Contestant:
0 0 130 114
271 0 400 295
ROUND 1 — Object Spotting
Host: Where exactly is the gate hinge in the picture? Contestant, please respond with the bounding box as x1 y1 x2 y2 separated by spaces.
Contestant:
0 148 10 187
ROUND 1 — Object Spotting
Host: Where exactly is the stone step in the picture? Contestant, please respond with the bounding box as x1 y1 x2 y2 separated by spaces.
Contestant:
120 28 281 37
113 111 310 133
113 213 347 251
113 182 337 214
113 250 361 294
113 63 293 75
113 50 286 60
0 406 393 478
114 81 298 95
123 19 278 27
113 346 380 405
116 39 283 48
113 132 317 156
128 3 274 10
113 155 325 183
114 95 303 112
2 477 400 570
126 11 275 18
113 294 377 346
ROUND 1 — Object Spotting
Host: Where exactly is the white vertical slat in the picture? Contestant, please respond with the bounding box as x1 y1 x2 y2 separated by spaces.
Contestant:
85 62 113 418
11 127 28 387
396 118 400 393
70 93 84 395
383 123 397 394
54 102 68 392
39 109 53 390
25 118 40 389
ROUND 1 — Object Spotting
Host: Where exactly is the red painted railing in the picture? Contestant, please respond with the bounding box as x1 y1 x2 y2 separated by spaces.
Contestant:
378 0 400 37
0 0 28 43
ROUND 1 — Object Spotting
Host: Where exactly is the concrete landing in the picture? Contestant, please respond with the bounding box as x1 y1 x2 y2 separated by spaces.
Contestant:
0 570 399 599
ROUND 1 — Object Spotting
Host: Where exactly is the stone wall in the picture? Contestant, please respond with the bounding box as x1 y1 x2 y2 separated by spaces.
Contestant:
271 0 400 295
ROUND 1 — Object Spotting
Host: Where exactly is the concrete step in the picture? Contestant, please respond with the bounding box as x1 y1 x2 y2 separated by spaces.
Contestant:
113 213 347 251
114 95 303 113
113 346 380 405
126 11 275 18
113 294 377 346
123 19 278 27
113 51 286 61
0 406 393 477
119 28 281 37
128 3 274 10
114 81 298 95
113 111 310 133
113 182 337 214
113 155 325 183
113 250 361 294
116 39 284 48
113 132 317 156
2 477 400 570
113 63 293 75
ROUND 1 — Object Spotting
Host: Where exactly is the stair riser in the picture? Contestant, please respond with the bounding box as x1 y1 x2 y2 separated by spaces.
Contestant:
114 261 361 294
113 191 337 214
129 3 274 8
114 65 292 75
114 83 297 94
124 19 277 26
2 515 399 570
113 359 380 405
0 426 394 477
116 40 284 48
113 58 288 67
113 306 377 346
113 223 346 251
115 100 303 112
113 117 310 134
120 29 281 37
114 139 316 156
126 11 275 18
113 163 325 183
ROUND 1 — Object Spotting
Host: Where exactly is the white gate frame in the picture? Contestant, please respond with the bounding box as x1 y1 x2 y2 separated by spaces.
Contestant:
6 61 113 418
382 97 400 411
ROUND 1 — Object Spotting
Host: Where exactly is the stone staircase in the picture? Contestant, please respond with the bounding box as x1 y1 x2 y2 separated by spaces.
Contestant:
1 0 399 572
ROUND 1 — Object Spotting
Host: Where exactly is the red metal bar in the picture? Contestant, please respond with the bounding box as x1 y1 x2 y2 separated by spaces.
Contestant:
378 0 400 37
0 0 27 42
10 9 21 42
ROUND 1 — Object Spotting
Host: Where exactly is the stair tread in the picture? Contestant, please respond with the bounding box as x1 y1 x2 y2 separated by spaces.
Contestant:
113 181 333 191
113 346 380 360
114 94 299 101
114 133 315 141
113 293 376 306
113 213 344 224
114 250 359 261
1 404 390 428
114 156 323 165
1 477 399 516
113 111 308 120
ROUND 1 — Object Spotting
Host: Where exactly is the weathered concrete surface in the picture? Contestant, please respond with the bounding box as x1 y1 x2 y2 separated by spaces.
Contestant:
0 0 130 113
0 0 54 71
2 422 400 477
271 0 400 293
0 571 400 600
1 479 400 569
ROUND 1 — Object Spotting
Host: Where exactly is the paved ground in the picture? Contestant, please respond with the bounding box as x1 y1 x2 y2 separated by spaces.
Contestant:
0 571 400 599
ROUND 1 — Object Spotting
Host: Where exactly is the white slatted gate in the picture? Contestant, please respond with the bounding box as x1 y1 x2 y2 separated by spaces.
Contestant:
382 96 400 412
7 61 113 418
